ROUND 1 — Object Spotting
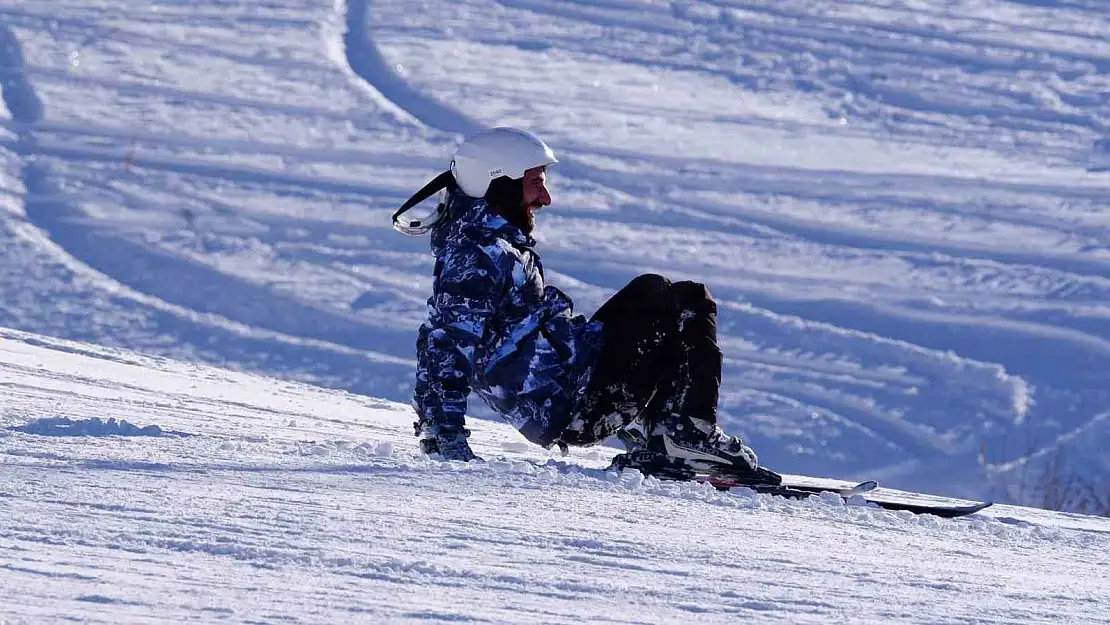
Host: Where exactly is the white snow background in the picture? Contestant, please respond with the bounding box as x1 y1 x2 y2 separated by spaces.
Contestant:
2 0 1110 622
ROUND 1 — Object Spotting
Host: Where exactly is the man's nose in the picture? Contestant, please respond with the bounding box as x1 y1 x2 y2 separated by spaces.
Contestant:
538 182 552 206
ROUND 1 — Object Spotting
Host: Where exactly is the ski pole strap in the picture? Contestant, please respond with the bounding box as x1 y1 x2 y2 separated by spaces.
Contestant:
392 170 454 236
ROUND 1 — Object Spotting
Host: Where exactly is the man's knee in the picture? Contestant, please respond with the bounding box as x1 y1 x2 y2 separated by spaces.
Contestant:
626 273 672 298
672 281 715 311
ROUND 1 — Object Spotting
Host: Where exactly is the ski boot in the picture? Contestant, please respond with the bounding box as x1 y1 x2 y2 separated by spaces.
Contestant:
658 415 782 485
607 419 693 479
608 417 782 485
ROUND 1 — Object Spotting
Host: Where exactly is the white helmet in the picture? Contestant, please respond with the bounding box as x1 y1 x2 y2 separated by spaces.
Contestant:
451 127 558 198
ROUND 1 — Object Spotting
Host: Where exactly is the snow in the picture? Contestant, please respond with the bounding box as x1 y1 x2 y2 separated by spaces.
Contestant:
3 329 1110 623
2 0 1110 620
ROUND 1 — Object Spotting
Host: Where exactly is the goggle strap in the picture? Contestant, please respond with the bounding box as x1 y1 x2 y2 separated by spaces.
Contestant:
392 170 454 236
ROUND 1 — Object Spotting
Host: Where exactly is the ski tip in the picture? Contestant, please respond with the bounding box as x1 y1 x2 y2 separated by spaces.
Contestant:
939 501 993 518
873 499 994 518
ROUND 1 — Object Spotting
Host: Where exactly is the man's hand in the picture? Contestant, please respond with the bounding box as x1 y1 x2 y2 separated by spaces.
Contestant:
418 425 480 462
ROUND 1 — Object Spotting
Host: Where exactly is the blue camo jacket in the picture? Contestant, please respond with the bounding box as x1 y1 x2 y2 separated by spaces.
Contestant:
413 188 604 447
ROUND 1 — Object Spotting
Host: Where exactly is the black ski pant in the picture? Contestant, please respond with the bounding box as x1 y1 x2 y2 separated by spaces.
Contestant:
559 273 722 447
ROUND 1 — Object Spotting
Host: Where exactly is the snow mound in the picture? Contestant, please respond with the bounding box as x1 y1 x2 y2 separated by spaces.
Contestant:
10 417 190 438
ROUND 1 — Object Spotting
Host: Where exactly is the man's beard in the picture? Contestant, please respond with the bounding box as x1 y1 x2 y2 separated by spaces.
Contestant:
484 176 539 234
499 202 537 234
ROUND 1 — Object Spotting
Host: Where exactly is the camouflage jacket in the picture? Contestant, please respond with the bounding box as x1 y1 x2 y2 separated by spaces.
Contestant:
413 188 603 447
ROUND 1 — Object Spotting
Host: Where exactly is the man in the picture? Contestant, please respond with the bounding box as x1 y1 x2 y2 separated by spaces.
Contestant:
396 127 770 480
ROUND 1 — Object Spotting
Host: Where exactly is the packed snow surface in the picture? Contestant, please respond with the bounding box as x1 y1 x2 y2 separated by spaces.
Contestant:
2 0 1110 619
2 329 1110 623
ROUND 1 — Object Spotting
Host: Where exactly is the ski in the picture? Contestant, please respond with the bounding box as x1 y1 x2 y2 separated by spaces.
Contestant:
705 475 878 498
865 500 993 519
606 450 991 518
708 477 992 518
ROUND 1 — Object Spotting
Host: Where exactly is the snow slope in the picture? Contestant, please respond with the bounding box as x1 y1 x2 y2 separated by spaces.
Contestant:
1 0 1109 503
3 328 1110 624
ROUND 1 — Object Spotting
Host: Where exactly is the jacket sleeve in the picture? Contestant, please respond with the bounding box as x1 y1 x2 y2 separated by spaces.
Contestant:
413 241 508 432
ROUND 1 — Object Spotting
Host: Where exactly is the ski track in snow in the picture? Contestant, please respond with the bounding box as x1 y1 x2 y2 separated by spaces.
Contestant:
2 329 1110 623
0 0 1108 509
